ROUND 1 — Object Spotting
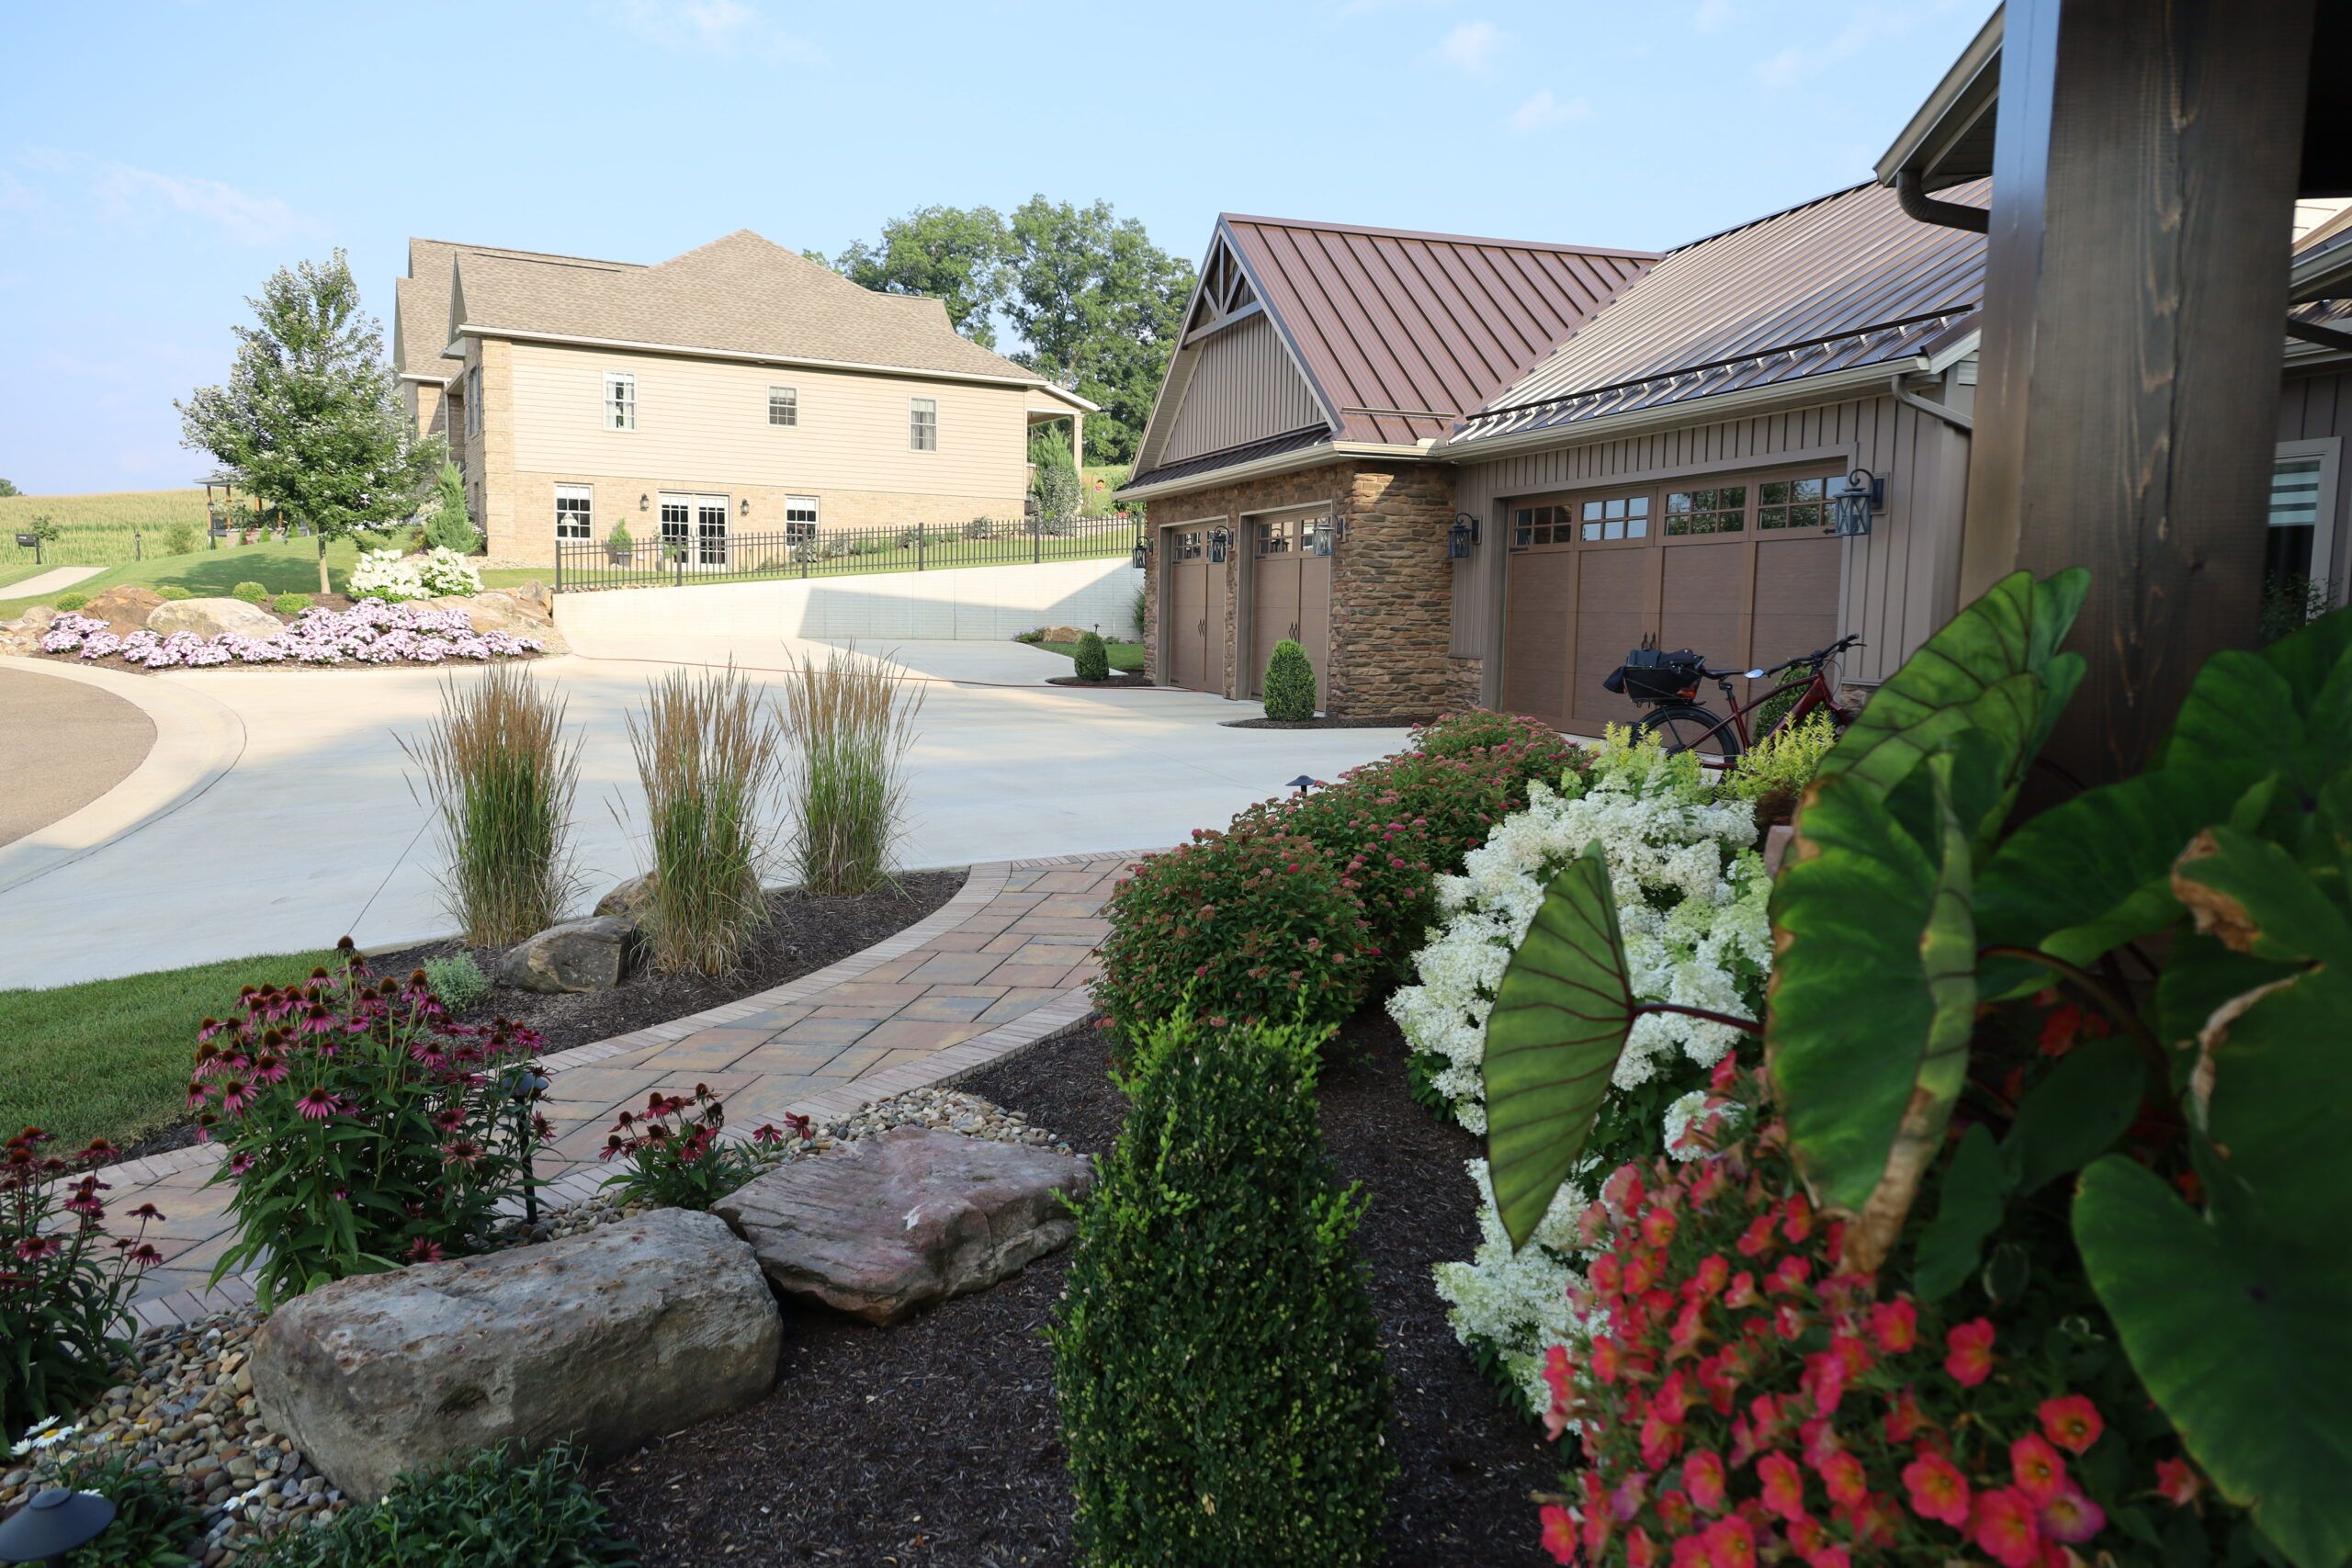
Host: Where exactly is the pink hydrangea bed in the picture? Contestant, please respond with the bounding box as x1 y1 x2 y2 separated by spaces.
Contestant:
40 601 543 669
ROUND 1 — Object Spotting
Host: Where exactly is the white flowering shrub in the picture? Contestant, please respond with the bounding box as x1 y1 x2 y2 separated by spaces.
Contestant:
1391 727 1774 1419
349 547 479 603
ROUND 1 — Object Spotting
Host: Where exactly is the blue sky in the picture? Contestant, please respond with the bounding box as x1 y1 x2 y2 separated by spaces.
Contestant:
0 0 1992 494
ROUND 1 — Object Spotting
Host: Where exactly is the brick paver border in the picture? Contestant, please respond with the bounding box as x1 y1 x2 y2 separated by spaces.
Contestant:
73 851 1148 1333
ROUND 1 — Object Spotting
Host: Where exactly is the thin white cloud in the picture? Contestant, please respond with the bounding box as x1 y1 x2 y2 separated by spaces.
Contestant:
1693 0 1736 32
613 0 825 63
1436 18 1503 73
1758 5 1941 89
17 151 314 247
1510 88 1592 134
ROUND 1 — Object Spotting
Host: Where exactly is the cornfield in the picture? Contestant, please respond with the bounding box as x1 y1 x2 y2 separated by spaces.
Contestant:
0 490 255 568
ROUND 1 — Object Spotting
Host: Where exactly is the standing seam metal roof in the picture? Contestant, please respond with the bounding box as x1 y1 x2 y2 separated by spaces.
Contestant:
1452 180 1990 447
1217 216 1657 447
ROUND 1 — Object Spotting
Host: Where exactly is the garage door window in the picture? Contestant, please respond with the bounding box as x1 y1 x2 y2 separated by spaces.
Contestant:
1173 529 1204 560
1512 503 1566 547
1256 518 1296 555
1758 476 1835 530
1666 485 1746 536
1578 494 1650 542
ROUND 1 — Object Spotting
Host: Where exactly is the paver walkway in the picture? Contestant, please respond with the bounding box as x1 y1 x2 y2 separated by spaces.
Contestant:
93 852 1136 1330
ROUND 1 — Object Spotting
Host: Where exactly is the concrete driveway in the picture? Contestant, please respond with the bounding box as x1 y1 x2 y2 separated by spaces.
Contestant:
0 640 1409 987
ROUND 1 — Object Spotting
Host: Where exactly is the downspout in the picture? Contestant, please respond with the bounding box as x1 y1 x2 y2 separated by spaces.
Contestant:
1889 374 1974 433
1894 170 1990 233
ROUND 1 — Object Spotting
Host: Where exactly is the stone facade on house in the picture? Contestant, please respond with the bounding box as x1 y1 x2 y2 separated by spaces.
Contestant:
1141 457 1468 719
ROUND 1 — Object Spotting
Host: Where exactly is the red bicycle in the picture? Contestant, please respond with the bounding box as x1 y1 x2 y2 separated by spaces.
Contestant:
1611 633 1863 759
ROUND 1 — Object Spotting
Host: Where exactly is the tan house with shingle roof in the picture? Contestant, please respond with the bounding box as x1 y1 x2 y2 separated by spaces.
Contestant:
392 231 1094 564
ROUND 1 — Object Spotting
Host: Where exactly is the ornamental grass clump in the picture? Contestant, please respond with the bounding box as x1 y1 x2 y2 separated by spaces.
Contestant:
2 1127 166 1436
1050 1010 1395 1565
597 1085 802 1210
403 664 582 947
193 942 551 1308
775 645 923 897
1093 829 1375 1042
628 664 785 975
1262 637 1317 720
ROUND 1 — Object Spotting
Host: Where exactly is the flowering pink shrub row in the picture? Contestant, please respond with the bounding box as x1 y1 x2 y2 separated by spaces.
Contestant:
40 601 540 669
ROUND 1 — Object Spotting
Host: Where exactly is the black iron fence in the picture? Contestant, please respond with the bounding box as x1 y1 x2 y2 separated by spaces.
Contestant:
552 514 1143 593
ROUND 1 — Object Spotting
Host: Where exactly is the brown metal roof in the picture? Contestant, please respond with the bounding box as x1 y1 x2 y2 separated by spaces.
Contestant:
1451 180 1988 449
1219 215 1657 447
1125 424 1336 493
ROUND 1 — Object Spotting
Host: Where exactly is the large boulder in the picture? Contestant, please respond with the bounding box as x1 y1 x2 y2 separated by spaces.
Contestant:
714 1124 1091 1325
16 604 60 631
594 872 659 922
498 581 556 621
78 586 164 636
427 592 548 637
497 916 640 993
251 1208 781 1501
147 596 283 640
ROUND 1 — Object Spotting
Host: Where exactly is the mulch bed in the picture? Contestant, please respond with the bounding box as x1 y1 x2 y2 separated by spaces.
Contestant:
594 1005 1556 1566
373 869 967 1055
1222 714 1435 729
1045 672 1154 688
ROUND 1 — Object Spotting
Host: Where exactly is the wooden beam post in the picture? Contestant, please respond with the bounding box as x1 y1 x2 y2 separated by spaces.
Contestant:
1959 0 2315 783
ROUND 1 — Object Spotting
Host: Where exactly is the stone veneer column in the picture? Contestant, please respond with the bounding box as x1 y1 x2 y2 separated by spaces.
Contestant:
1328 462 1460 718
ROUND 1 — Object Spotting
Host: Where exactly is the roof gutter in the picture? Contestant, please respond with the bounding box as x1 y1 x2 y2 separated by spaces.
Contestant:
1437 358 1931 465
1115 438 1435 502
1894 171 1989 233
1888 372 1974 433
441 324 1078 398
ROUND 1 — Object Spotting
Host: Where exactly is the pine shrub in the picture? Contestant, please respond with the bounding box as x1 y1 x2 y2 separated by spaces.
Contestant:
1262 637 1317 720
1051 1011 1394 1565
422 461 482 554
1073 629 1110 681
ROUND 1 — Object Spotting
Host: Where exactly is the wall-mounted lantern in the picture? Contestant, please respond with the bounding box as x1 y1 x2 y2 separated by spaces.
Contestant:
1130 529 1148 570
1826 468 1883 537
1207 525 1231 564
639 493 650 512
1310 517 1337 558
1447 513 1481 559
739 498 750 518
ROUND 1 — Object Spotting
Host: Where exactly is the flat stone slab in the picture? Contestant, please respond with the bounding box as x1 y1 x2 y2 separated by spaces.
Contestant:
716 1124 1091 1325
251 1208 780 1501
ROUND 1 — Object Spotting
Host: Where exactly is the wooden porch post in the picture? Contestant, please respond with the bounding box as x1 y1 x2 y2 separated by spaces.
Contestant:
1959 0 2314 783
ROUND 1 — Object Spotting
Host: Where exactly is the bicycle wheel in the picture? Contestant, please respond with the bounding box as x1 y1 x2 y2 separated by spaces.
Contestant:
1632 704 1742 759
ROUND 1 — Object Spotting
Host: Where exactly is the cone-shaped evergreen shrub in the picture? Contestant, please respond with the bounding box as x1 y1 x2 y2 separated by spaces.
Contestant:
1050 1010 1394 1565
1262 637 1317 720
1073 629 1110 682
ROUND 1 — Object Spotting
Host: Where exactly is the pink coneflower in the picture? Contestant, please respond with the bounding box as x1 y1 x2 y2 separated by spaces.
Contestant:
186 1081 211 1111
126 1242 163 1269
228 1153 254 1177
751 1124 784 1147
14 1235 59 1263
295 1086 338 1121
440 1138 483 1170
126 1202 164 1223
216 1078 254 1116
251 1053 289 1084
407 1238 445 1263
299 1003 336 1036
192 1043 224 1078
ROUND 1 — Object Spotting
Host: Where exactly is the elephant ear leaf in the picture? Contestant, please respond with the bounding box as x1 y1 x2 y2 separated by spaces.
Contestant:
1768 752 1978 1272
1814 569 2087 829
2075 1157 2352 1568
1483 842 1638 1250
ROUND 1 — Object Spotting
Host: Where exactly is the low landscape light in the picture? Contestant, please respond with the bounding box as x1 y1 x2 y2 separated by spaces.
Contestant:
1288 774 1316 795
0 1487 117 1562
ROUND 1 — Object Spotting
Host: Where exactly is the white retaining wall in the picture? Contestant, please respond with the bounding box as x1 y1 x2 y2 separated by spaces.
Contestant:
553 557 1144 648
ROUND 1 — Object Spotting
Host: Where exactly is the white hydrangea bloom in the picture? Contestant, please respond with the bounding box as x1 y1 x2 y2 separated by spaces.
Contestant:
1430 1158 1591 1414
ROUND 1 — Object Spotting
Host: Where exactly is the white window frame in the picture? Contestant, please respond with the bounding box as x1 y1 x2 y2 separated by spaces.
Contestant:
768 385 798 427
554 483 594 541
909 397 937 452
784 494 819 541
465 366 481 437
605 372 637 432
2274 436 2341 592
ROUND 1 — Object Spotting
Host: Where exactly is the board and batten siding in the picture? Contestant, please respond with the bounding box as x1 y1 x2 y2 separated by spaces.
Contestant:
504 342 1031 500
1159 314 1326 465
1449 385 1974 696
2276 367 2352 601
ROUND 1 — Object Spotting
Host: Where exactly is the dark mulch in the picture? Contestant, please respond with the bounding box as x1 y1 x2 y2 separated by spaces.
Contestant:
1222 714 1435 729
594 1007 1555 1566
1044 673 1154 688
371 869 967 1055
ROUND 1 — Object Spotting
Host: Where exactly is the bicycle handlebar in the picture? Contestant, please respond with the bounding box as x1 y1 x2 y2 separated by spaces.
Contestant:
1696 634 1863 682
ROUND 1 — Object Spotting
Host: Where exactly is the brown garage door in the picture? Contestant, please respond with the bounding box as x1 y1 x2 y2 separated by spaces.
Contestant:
1162 525 1227 694
1245 510 1332 698
1500 468 1847 738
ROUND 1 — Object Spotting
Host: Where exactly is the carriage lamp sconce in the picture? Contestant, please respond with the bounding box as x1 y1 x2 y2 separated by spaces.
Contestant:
1447 513 1481 559
639 493 650 511
739 499 750 517
1826 468 1883 537
1207 526 1231 564
1131 535 1149 570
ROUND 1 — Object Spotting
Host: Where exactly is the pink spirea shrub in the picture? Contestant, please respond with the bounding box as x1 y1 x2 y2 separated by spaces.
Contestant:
39 602 540 669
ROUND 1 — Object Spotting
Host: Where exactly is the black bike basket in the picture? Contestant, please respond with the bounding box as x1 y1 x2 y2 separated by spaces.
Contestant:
1604 647 1705 705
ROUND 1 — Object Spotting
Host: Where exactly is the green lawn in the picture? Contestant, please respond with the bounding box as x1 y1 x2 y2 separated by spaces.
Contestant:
1040 637 1146 672
0 534 449 621
0 949 344 1151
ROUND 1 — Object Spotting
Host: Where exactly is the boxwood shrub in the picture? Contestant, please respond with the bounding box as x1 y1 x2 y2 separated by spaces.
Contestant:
54 592 89 612
1072 629 1110 681
1050 1010 1393 1565
1093 829 1374 1038
1262 637 1316 720
231 581 269 604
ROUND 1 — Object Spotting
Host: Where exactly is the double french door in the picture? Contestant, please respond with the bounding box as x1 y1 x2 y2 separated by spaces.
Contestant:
657 492 730 567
